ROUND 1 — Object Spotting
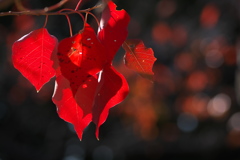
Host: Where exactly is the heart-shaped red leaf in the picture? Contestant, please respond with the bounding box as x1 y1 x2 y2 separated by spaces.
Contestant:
56 23 106 94
98 1 130 62
52 74 98 140
92 65 129 139
12 28 58 91
122 39 157 79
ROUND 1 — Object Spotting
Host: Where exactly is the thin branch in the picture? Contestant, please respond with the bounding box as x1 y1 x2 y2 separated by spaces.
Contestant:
0 4 102 16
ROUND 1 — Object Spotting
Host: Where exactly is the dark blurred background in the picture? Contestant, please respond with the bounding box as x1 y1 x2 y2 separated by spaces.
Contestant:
1 0 240 159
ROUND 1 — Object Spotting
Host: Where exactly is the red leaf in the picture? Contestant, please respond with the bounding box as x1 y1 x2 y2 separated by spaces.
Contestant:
98 1 130 62
92 65 129 139
52 74 98 140
56 23 106 94
122 39 157 79
12 28 58 91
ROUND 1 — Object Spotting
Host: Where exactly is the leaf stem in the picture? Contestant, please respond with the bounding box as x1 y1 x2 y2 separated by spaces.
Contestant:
59 8 85 21
86 11 100 28
80 12 88 32
75 0 83 11
43 15 48 28
65 15 73 37
58 9 85 36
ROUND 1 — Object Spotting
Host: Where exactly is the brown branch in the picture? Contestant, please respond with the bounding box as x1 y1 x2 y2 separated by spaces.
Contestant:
0 4 102 16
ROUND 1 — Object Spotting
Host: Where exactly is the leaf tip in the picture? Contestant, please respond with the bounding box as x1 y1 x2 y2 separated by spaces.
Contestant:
36 86 41 93
95 126 100 140
76 131 83 141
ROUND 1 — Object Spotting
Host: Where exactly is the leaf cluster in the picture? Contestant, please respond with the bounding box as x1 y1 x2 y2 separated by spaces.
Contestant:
8 0 156 140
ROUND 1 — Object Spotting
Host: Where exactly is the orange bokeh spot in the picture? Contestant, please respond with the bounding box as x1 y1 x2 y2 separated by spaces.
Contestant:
200 3 220 28
174 52 195 72
153 64 176 96
222 46 236 66
152 22 172 44
156 0 177 18
171 25 188 47
180 95 209 119
186 71 208 92
227 130 240 148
